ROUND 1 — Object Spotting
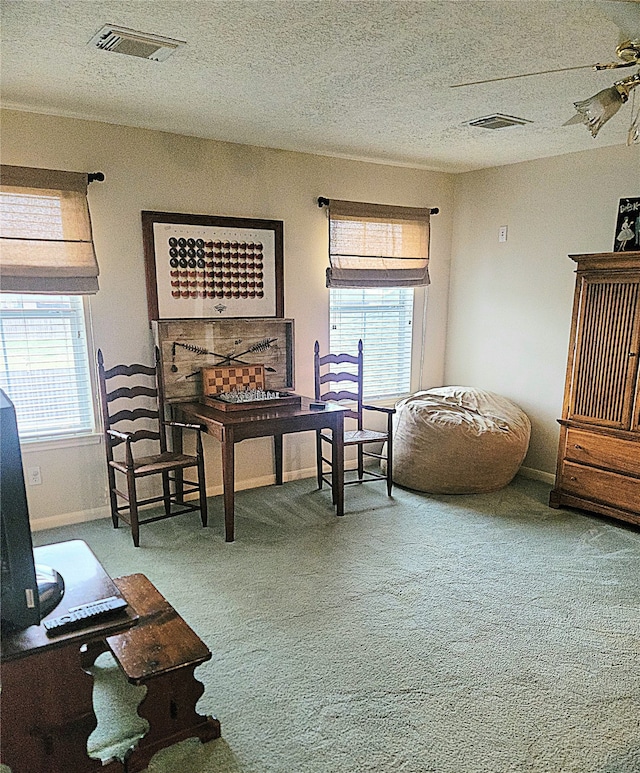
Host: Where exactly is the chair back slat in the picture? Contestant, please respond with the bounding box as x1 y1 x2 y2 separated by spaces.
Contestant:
317 352 359 367
319 371 358 385
320 389 358 403
109 408 159 425
106 385 158 402
104 362 157 380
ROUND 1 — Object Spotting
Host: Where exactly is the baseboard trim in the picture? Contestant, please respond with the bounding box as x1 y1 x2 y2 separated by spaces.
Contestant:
30 467 322 531
518 466 555 485
31 505 111 532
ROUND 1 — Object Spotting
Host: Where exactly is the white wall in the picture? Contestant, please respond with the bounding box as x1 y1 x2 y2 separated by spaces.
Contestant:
0 109 454 528
4 108 637 526
447 143 640 478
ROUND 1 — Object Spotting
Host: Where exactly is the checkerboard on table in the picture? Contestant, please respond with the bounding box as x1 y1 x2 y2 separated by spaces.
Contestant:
202 365 266 395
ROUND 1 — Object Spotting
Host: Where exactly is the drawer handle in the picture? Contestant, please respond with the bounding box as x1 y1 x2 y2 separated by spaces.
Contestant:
574 444 583 450
569 476 577 481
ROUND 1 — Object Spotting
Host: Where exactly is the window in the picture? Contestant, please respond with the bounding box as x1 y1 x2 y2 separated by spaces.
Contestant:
0 165 100 441
0 294 95 440
322 198 433 400
330 287 414 399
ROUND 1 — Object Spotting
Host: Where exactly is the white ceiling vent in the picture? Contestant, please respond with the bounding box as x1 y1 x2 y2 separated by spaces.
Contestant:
88 25 185 62
466 114 533 130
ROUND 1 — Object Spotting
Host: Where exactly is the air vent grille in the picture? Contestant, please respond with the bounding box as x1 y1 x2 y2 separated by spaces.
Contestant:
88 25 185 62
466 114 532 130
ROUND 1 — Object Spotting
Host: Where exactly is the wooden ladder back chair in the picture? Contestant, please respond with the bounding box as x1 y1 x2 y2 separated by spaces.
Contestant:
97 347 207 547
314 339 395 497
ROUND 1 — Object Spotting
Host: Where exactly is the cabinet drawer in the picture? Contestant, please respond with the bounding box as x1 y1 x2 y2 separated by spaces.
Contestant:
564 428 640 477
560 461 640 514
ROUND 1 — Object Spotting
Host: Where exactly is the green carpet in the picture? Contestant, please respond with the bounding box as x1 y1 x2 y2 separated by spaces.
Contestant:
26 476 640 772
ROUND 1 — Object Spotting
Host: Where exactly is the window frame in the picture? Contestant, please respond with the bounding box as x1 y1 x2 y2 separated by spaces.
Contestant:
329 285 427 402
0 293 99 444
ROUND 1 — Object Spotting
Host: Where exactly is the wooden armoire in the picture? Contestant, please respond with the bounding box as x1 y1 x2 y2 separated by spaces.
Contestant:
549 251 640 526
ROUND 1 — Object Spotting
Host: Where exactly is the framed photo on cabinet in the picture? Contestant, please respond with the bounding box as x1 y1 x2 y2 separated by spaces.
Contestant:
142 211 284 321
613 197 640 252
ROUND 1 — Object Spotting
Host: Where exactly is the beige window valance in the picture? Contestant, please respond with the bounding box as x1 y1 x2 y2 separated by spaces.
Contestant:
323 199 432 289
0 165 100 294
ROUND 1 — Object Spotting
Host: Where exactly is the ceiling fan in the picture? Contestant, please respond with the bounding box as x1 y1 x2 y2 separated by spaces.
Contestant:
451 40 640 141
448 0 640 139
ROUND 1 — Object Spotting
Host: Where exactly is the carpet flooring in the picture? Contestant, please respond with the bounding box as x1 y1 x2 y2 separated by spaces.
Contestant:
26 476 640 773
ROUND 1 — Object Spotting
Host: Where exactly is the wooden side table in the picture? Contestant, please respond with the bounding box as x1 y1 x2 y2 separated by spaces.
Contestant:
104 573 221 772
1 540 137 773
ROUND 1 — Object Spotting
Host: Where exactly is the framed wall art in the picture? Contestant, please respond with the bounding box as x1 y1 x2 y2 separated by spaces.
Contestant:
142 211 284 321
152 317 295 403
613 197 640 252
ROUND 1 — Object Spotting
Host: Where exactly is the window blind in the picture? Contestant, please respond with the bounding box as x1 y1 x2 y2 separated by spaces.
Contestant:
0 295 95 439
0 165 100 294
325 199 431 289
330 287 414 399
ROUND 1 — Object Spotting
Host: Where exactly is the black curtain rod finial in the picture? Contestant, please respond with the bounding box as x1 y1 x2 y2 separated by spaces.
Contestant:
88 172 105 183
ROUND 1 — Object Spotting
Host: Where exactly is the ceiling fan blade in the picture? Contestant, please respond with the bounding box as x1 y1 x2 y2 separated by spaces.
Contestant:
450 64 595 88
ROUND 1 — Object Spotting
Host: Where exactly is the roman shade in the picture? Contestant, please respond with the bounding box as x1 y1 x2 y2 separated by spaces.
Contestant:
0 165 100 294
324 199 431 289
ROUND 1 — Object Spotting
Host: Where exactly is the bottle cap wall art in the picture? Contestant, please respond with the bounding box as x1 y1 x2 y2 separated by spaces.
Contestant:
142 211 284 320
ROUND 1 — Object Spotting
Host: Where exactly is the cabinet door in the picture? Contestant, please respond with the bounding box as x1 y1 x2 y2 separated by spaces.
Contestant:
568 275 640 429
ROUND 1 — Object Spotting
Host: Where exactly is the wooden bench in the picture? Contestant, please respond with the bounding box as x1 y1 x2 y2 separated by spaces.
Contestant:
86 573 221 772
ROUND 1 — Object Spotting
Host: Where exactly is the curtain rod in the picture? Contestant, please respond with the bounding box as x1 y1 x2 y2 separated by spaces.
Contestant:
88 172 105 183
317 197 438 215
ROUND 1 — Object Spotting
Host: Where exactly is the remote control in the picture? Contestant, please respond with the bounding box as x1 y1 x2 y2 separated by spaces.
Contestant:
44 595 128 636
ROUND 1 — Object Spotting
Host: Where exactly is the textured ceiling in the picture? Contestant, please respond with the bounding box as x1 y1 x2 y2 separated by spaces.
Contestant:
1 0 639 173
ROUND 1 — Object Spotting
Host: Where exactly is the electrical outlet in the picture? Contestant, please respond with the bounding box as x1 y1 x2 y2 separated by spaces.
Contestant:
498 225 508 243
27 466 42 486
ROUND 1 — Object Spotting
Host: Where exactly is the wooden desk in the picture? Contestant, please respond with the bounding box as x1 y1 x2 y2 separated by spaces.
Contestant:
1 540 138 773
173 396 346 541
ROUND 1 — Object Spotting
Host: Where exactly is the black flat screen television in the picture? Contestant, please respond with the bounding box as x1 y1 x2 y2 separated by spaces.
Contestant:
1 389 65 631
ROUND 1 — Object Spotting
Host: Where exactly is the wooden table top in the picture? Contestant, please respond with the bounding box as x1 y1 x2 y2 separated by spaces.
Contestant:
1 540 137 662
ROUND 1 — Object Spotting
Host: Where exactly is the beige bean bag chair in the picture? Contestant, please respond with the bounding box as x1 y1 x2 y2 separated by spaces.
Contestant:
389 386 531 494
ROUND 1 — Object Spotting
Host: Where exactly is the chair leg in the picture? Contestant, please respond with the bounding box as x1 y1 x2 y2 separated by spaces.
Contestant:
197 458 208 527
162 472 171 517
107 466 119 529
315 430 323 489
357 445 364 482
127 470 141 547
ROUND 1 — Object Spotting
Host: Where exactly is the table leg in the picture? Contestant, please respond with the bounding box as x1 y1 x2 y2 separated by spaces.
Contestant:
332 412 345 517
124 667 221 773
221 427 236 542
1 644 124 773
274 433 283 485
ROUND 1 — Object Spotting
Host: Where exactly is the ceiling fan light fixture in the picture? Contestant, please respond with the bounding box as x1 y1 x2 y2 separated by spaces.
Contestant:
567 72 640 138
570 87 625 137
